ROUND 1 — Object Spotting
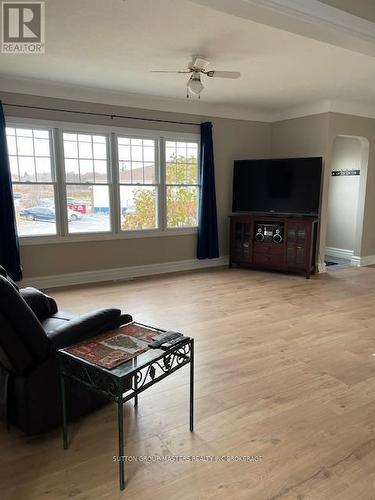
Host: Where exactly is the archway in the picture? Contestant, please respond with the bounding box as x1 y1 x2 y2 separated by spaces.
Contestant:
325 135 369 270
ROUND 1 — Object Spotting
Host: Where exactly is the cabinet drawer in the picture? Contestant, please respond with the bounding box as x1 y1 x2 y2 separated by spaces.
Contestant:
253 253 284 266
253 242 284 255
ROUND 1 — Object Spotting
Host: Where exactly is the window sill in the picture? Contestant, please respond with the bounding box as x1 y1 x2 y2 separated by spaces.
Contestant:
19 228 198 246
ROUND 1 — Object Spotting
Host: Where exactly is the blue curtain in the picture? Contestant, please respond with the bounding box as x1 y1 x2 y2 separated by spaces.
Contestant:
197 122 219 259
0 102 22 281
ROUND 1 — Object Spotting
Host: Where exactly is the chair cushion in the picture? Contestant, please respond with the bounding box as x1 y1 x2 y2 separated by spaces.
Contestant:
50 310 75 321
41 314 72 334
0 276 51 365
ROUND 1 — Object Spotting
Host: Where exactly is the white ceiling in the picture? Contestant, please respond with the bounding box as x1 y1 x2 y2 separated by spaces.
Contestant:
1 0 375 119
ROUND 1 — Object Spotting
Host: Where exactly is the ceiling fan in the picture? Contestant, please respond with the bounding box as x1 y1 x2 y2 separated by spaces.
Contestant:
151 57 241 98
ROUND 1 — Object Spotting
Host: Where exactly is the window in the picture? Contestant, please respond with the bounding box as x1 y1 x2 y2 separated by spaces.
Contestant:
165 140 199 228
6 127 57 237
62 132 111 233
6 122 199 241
118 137 158 231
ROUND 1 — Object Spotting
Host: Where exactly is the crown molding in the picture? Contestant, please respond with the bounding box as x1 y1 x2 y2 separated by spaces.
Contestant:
2 75 375 124
190 0 375 57
272 99 375 122
0 75 272 123
329 99 375 121
272 100 332 121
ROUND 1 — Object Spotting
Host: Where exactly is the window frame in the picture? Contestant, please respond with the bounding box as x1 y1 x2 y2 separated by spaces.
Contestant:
164 137 200 230
7 124 60 238
61 129 113 236
115 133 161 233
6 117 200 245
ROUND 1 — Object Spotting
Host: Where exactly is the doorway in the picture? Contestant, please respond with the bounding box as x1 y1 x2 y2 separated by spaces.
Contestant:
325 135 369 271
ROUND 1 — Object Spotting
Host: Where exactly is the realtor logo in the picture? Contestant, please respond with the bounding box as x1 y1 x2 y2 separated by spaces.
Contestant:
2 1 45 53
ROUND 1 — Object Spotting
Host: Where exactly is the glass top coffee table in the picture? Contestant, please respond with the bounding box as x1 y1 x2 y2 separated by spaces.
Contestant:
58 322 194 490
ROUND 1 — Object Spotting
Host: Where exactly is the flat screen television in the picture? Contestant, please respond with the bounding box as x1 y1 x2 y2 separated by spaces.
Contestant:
232 157 322 216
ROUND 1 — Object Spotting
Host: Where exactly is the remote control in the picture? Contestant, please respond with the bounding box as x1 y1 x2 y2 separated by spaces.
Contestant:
160 336 186 348
148 331 183 348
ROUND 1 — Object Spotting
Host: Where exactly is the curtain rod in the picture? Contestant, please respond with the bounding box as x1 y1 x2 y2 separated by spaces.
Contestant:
1 102 200 127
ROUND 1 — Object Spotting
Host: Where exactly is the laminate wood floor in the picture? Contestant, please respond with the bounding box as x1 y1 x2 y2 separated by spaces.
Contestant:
2 266 375 500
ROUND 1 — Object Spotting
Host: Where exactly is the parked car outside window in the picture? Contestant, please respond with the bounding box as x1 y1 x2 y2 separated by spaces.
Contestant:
19 207 82 222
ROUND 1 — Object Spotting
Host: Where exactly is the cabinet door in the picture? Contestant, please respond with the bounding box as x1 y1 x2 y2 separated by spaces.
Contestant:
231 219 253 263
286 223 307 268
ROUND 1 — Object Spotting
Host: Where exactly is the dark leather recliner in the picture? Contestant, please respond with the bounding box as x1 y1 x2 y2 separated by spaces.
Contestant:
0 266 132 435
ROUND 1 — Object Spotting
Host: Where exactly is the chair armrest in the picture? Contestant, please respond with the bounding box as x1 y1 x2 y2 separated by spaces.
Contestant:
19 287 58 320
47 308 129 350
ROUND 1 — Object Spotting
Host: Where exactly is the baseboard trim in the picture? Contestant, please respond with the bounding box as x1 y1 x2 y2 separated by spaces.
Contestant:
325 246 354 261
325 247 375 267
353 255 375 267
20 256 229 289
351 255 361 267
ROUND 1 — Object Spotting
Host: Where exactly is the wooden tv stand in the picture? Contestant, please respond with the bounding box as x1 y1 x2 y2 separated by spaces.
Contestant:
229 213 319 279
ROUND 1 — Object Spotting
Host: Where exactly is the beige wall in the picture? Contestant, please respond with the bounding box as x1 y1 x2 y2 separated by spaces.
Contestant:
318 0 375 23
270 113 330 158
326 137 362 252
1 92 271 278
270 113 330 267
270 112 375 262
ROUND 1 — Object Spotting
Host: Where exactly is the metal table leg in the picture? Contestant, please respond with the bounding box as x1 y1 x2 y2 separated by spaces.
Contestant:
118 401 125 490
60 373 69 449
190 339 194 432
133 358 138 408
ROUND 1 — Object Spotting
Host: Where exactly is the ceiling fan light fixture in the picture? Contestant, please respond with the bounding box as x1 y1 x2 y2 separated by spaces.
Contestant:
187 74 204 95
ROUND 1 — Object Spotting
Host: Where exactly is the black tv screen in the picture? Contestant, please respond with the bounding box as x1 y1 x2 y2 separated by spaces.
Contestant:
232 157 322 215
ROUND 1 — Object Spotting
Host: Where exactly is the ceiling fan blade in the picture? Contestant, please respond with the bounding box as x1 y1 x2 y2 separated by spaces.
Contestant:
206 71 241 79
151 70 191 74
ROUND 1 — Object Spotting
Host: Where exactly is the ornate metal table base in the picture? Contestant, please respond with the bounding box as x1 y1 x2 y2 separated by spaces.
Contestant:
59 333 194 491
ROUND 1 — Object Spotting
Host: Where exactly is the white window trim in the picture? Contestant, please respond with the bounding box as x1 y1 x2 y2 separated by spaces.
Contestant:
61 129 113 235
116 132 161 233
9 125 60 239
7 117 200 245
164 136 201 231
